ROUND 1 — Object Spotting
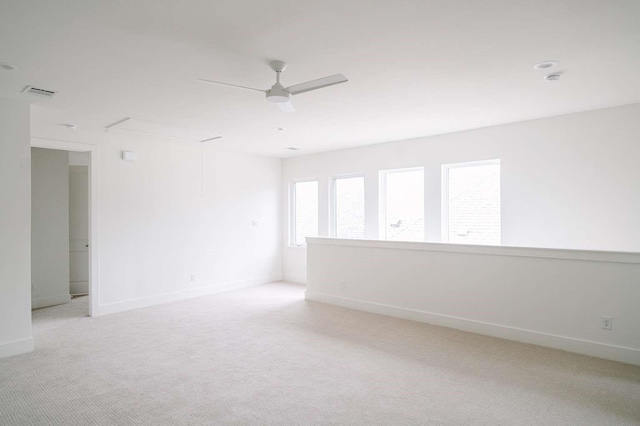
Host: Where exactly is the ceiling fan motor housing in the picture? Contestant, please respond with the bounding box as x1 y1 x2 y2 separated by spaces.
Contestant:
266 85 290 103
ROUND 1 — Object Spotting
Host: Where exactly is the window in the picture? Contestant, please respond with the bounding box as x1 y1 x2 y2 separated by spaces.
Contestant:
291 180 318 246
332 175 365 239
442 160 500 245
380 168 424 241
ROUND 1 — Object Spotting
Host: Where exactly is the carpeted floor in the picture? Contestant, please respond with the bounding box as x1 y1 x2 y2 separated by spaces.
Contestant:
1 282 639 425
31 295 90 335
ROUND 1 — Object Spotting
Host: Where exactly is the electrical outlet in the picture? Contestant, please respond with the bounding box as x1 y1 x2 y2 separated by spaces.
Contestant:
190 275 196 282
601 315 613 330
340 281 346 290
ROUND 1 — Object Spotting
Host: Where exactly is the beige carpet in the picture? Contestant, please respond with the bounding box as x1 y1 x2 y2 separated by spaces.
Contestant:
31 295 90 335
1 282 639 425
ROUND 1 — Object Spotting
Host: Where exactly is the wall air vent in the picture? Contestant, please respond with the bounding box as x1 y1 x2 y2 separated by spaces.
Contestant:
22 85 57 98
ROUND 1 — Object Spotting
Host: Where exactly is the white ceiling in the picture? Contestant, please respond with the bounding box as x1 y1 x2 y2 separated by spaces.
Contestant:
1 0 639 157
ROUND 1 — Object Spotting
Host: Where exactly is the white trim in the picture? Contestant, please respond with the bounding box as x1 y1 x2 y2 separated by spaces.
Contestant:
441 164 449 243
0 337 34 358
98 274 281 316
31 137 100 318
289 179 319 247
441 159 500 243
32 294 71 310
330 173 365 238
378 166 425 241
442 158 501 169
30 138 95 151
306 237 640 264
305 291 640 366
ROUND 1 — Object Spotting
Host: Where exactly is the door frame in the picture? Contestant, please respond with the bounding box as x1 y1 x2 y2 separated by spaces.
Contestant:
31 138 100 317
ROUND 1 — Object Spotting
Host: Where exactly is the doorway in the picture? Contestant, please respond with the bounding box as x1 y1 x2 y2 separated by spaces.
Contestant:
30 138 99 317
31 148 90 325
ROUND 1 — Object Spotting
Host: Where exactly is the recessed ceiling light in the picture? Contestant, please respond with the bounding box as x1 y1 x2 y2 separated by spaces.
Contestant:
544 73 562 82
273 127 285 131
0 62 16 71
62 123 78 130
534 60 559 70
286 147 299 151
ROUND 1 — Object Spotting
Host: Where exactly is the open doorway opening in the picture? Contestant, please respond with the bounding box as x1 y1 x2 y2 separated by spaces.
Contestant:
31 147 92 330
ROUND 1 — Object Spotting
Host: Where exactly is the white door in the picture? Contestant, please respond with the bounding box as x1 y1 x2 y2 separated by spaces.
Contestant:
69 165 89 295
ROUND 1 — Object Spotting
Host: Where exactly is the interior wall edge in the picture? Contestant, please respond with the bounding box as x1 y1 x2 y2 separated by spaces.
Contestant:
0 337 34 359
0 97 33 360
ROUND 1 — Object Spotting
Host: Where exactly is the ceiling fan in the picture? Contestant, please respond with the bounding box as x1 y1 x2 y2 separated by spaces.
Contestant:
198 60 348 112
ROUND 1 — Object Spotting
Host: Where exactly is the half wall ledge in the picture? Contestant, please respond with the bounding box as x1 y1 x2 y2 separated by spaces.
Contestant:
306 237 640 366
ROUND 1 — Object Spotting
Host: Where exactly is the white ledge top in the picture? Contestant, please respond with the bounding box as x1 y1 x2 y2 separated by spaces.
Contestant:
305 237 640 264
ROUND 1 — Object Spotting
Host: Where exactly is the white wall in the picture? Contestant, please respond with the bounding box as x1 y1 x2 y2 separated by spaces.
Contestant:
94 137 280 313
0 109 283 357
31 147 71 309
282 103 640 282
0 98 33 358
29 128 282 316
95 136 282 313
69 151 90 166
307 238 640 365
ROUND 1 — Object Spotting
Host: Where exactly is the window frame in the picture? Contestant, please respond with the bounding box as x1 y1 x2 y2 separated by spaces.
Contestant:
289 179 319 247
378 166 425 241
330 173 366 239
441 159 501 244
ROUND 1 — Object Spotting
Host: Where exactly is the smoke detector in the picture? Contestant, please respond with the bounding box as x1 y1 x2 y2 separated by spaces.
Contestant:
22 86 58 98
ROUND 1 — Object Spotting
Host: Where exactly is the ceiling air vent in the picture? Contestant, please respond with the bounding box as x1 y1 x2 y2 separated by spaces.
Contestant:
22 85 57 98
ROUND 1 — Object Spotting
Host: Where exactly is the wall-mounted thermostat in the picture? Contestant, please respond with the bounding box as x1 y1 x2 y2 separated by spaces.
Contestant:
122 151 137 162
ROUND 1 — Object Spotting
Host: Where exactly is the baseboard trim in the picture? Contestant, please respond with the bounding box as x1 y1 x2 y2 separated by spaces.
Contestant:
283 273 306 284
97 274 281 316
32 294 71 310
0 337 34 359
305 291 640 366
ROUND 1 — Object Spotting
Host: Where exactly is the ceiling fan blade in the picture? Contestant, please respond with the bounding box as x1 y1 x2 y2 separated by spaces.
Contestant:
277 101 296 113
197 79 265 92
285 74 348 95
